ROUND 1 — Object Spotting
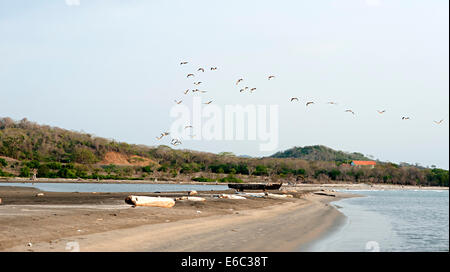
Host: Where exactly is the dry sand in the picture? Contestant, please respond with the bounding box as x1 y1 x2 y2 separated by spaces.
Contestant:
0 186 355 252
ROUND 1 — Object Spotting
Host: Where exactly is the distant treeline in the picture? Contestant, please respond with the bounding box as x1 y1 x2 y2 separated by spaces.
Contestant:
0 117 448 187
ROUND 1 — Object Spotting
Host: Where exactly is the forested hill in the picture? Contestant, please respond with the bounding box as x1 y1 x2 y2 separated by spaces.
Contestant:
270 145 370 162
0 117 448 187
0 117 154 163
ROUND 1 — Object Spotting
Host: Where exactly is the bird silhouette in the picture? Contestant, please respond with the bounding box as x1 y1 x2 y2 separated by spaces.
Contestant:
174 100 182 104
402 117 410 120
434 119 444 124
239 88 245 93
345 110 355 115
180 61 188 65
236 78 243 85
171 138 182 146
187 74 194 78
250 88 256 92
327 102 337 105
185 125 193 129
290 97 299 102
210 67 217 70
198 68 205 72
377 110 386 114
194 81 202 85
268 75 275 80
204 100 213 104
306 102 314 106
184 89 190 94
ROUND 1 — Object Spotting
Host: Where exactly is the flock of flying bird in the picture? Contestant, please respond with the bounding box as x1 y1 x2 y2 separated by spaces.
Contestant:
156 61 446 147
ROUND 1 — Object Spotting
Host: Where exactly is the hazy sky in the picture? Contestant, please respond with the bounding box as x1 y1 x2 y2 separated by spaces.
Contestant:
1 0 448 168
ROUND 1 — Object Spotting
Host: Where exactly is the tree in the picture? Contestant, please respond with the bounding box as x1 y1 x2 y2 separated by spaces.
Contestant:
72 148 98 164
19 166 31 177
0 158 7 167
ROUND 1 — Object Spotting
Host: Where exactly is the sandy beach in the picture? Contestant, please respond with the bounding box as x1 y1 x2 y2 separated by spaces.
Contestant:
0 185 357 252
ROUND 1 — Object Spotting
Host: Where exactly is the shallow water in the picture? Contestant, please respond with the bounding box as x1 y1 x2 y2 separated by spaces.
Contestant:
0 182 228 193
305 190 449 252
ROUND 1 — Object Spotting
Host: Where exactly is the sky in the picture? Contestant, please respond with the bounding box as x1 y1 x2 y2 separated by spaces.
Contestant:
0 0 449 168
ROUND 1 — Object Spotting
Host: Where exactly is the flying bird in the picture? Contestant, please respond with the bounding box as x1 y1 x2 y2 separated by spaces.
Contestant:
306 102 314 106
377 110 386 114
198 68 205 72
290 97 299 102
327 102 337 105
180 61 188 65
185 125 193 129
402 117 410 120
239 88 245 93
194 81 202 85
204 100 213 104
192 89 200 93
187 74 194 78
268 75 275 80
434 119 444 124
184 89 190 94
210 67 217 70
236 78 243 85
345 110 355 115
199 90 208 93
174 100 182 104
171 139 182 146
156 131 169 140
250 88 256 92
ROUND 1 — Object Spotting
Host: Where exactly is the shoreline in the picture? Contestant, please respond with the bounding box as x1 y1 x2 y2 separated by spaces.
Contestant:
1 178 447 191
0 185 355 252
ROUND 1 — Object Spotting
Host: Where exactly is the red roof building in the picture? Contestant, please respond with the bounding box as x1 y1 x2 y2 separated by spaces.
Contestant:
351 161 376 168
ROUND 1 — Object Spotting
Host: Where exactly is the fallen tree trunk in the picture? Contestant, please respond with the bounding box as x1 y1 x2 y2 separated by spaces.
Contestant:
125 195 175 208
219 194 247 200
266 193 293 199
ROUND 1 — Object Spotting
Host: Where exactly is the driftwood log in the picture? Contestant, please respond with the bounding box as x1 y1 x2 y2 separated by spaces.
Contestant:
125 195 175 208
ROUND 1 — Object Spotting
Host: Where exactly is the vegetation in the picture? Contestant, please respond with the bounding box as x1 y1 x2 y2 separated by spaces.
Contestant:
271 145 370 162
0 117 448 186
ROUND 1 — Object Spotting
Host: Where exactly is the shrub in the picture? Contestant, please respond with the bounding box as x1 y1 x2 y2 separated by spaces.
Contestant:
37 164 51 178
25 160 40 169
0 158 7 167
254 165 269 176
142 165 153 173
0 169 13 177
19 166 31 177
57 168 77 179
72 148 98 164
46 162 62 170
219 175 243 183
191 176 216 182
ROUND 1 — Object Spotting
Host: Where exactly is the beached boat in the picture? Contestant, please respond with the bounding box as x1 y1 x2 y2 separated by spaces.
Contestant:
228 183 282 191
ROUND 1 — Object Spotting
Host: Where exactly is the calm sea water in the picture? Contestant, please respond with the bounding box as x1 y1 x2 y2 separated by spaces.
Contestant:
0 182 228 193
305 190 449 252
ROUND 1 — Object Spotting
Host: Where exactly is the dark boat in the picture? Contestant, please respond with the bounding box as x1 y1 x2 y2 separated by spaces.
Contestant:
228 183 282 192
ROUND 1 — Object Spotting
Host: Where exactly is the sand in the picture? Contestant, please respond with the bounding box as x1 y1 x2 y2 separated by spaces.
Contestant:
0 185 357 252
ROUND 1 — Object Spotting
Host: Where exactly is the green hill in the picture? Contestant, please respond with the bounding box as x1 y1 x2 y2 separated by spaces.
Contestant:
270 145 370 162
0 117 447 187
